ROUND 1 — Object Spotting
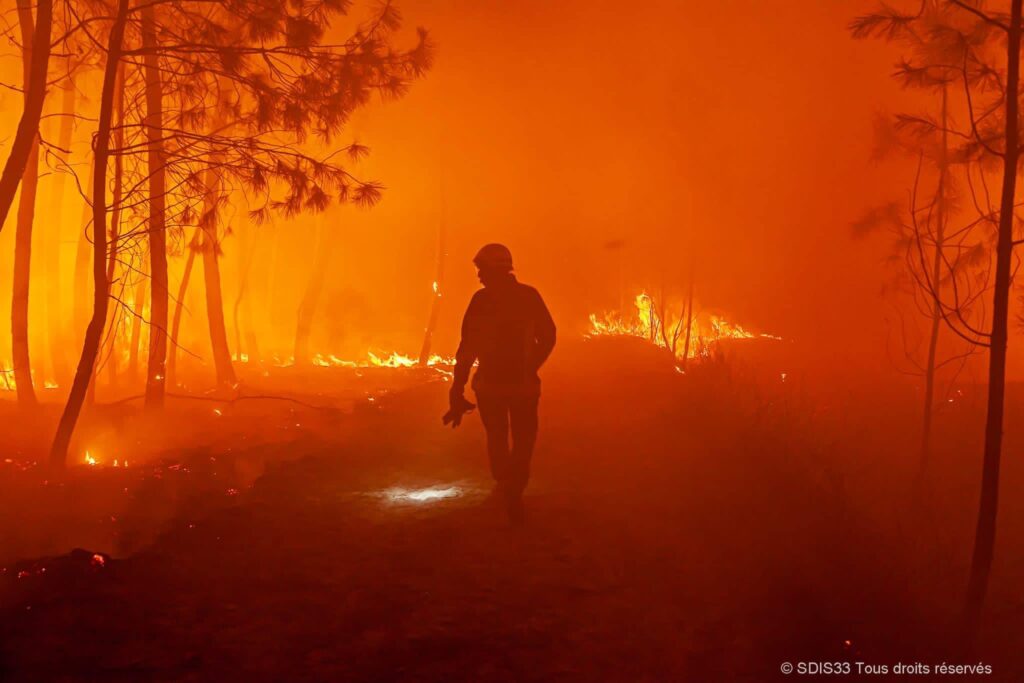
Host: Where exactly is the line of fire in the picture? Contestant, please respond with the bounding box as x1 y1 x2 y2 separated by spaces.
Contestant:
0 0 1021 680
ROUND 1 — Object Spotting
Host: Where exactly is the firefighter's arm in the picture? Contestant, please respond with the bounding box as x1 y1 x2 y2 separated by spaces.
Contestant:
533 290 557 370
444 294 480 427
451 292 481 394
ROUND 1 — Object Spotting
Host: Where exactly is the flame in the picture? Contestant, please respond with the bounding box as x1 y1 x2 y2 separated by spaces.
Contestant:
306 351 454 368
0 364 59 393
588 292 779 361
368 351 418 368
84 451 98 466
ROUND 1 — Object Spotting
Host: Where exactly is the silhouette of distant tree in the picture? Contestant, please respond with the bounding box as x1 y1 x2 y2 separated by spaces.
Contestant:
0 0 51 240
50 0 131 466
42 65 81 385
127 0 430 393
417 183 445 366
851 0 985 476
9 0 46 407
49 0 432 463
853 0 1023 636
294 212 342 364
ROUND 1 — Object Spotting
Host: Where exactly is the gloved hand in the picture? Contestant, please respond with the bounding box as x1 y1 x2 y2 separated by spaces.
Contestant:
442 387 476 428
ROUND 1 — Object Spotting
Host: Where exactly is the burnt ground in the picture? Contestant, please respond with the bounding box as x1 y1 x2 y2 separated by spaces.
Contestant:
1 339 1022 682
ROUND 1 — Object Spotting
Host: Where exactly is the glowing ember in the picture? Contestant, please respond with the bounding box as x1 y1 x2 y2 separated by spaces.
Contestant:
91 554 106 568
587 291 780 361
382 485 462 503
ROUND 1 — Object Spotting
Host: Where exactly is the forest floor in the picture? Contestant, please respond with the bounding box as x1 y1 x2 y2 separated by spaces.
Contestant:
0 339 1022 682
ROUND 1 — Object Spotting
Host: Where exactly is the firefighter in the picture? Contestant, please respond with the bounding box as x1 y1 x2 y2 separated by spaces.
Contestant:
443 243 556 523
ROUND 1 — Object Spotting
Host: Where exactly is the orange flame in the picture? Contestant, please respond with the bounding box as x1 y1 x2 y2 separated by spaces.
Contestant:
588 292 779 361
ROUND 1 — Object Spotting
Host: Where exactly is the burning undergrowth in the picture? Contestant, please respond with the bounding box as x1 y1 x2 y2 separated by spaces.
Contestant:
0 370 425 569
588 292 781 364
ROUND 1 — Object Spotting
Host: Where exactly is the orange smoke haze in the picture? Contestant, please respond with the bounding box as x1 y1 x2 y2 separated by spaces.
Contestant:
0 0 1007 386
339 0 932 370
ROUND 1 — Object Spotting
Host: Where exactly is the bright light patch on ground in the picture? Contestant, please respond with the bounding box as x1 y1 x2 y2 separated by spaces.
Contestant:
382 485 462 504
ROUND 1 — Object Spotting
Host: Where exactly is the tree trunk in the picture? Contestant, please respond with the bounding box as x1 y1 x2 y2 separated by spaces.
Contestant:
656 292 673 351
0 0 51 237
233 225 261 364
200 172 236 386
100 63 126 391
419 200 445 364
44 79 77 384
680 267 695 369
50 0 129 466
294 219 338 364
243 305 261 364
141 6 169 410
920 83 949 476
965 0 1021 632
128 277 147 378
72 164 95 341
12 144 39 407
168 232 199 386
267 225 286 350
11 0 42 408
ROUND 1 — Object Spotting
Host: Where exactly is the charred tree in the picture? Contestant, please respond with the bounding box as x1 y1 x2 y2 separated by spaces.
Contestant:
99 63 128 390
966 0 1021 633
51 0 130 466
140 5 170 410
168 231 199 386
199 171 236 386
44 77 78 384
72 165 95 343
0 0 51 236
10 0 42 407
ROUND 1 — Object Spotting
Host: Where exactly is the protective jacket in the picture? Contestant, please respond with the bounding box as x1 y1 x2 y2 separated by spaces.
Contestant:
453 275 556 396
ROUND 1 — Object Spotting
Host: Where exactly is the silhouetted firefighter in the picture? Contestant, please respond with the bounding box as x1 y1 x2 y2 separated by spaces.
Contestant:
445 244 556 523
